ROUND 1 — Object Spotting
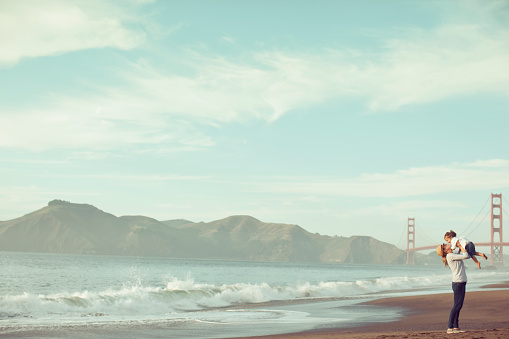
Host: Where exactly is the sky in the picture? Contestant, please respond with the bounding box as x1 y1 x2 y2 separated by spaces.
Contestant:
1 0 508 248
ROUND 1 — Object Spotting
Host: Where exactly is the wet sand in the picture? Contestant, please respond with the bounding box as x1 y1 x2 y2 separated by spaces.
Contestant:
233 282 509 339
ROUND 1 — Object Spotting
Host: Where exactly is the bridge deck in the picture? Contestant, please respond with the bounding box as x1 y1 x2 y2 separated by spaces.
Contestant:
406 242 509 252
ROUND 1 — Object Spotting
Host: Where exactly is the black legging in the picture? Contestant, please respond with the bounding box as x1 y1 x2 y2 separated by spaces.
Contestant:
448 282 466 329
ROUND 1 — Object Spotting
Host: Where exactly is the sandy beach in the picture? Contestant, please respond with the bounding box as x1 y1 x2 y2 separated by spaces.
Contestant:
234 282 509 339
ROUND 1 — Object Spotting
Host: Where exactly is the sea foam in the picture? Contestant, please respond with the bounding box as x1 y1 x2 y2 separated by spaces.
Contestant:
1 264 507 326
0 273 450 322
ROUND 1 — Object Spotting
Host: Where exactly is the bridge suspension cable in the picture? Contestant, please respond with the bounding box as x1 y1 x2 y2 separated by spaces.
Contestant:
460 195 490 237
396 224 406 250
463 208 491 239
503 195 509 220
414 221 436 246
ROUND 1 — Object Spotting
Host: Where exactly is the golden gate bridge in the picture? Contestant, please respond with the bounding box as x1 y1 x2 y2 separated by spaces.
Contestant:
405 193 508 265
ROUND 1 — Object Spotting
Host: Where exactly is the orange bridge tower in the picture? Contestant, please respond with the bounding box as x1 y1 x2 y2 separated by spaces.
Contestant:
406 217 415 265
490 193 503 265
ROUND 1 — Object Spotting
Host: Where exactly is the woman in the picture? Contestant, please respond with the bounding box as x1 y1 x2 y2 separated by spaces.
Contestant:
437 243 470 334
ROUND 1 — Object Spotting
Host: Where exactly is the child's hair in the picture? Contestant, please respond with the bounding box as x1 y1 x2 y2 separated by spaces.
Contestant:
444 230 457 239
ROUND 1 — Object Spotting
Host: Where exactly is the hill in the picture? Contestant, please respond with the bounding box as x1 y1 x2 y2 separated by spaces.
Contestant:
0 200 421 264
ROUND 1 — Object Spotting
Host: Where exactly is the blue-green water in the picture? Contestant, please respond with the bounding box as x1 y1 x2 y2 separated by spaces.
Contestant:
1 252 507 338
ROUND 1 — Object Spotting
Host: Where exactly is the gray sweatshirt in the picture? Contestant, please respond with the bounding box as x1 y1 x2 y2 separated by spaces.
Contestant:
446 252 469 283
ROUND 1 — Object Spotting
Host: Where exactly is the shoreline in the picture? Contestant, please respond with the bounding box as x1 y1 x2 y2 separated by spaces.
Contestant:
232 282 509 339
1 283 507 338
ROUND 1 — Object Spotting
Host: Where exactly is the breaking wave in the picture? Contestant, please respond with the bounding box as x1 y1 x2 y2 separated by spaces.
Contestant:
0 273 456 322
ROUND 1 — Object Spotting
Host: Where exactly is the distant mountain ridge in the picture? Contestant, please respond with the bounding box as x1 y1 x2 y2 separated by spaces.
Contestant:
0 199 417 264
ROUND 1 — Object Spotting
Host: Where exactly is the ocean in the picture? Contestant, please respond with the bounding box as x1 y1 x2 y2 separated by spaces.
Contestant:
1 251 508 338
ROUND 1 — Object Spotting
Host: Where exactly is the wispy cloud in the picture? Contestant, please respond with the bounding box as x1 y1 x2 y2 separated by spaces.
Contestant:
61 13 509 123
1 158 69 165
221 36 235 43
37 173 209 182
365 23 509 111
1 1 507 152
335 200 467 220
0 0 146 67
115 14 509 121
0 105 214 151
246 160 509 198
